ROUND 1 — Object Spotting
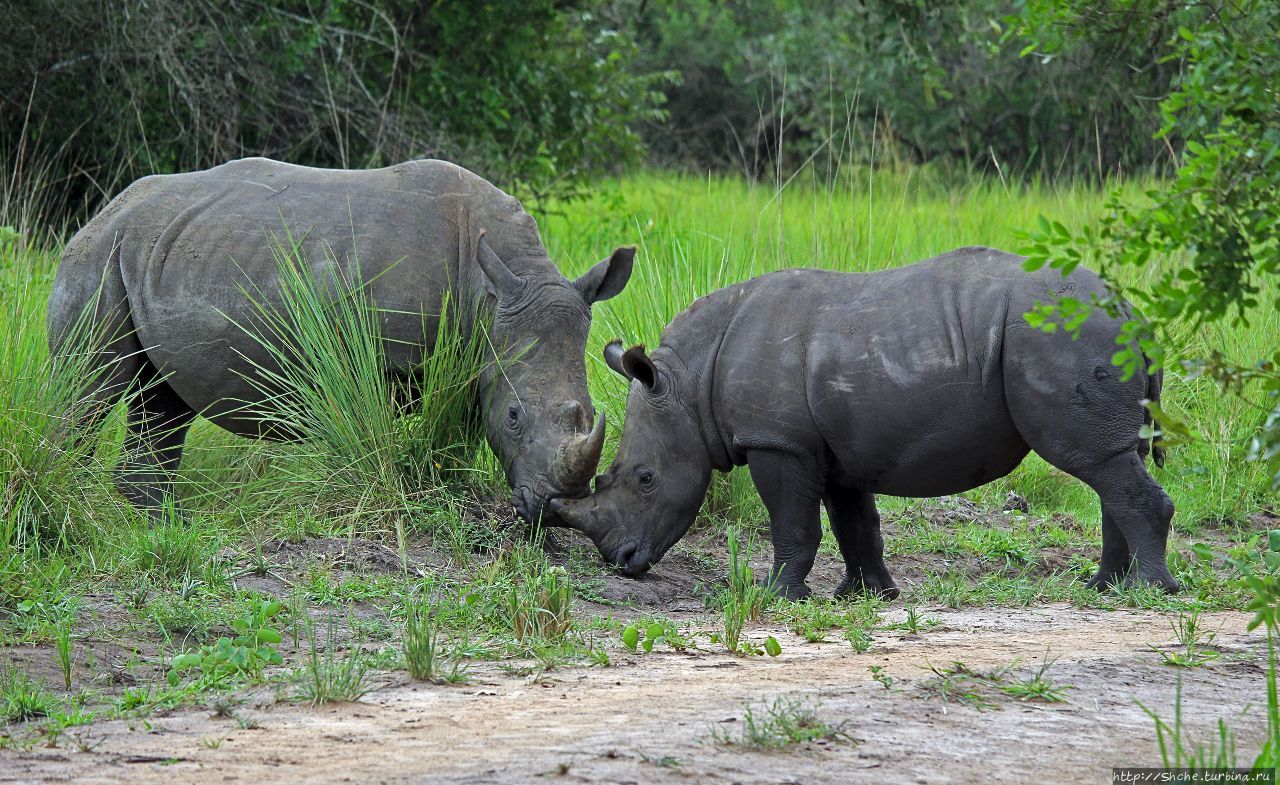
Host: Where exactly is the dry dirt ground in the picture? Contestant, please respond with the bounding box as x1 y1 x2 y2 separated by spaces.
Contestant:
2 604 1268 785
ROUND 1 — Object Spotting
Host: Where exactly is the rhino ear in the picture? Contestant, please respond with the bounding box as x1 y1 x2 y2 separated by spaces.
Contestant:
621 344 659 391
603 340 629 380
574 247 635 304
476 233 524 300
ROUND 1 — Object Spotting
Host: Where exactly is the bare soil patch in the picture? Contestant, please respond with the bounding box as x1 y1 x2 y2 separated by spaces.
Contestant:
3 606 1267 785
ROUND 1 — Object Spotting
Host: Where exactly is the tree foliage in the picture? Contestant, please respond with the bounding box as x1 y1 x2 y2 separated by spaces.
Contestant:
617 0 1190 179
0 0 669 225
1016 0 1280 486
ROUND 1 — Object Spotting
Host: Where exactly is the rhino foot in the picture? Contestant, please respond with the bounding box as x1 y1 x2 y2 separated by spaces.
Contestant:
1083 567 1126 592
1086 564 1180 594
835 573 900 602
1125 565 1181 594
760 576 812 602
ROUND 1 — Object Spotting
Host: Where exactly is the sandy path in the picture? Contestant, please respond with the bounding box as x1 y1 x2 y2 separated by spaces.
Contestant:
2 606 1269 785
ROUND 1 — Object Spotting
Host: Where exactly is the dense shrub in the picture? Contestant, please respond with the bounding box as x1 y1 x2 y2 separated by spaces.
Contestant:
616 0 1198 179
0 0 669 227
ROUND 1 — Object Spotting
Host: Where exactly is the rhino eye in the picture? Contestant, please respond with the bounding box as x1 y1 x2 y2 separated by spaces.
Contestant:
506 405 520 426
638 470 654 487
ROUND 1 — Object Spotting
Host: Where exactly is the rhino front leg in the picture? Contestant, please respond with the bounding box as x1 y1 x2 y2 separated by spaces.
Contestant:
823 487 900 601
117 372 196 520
746 450 823 601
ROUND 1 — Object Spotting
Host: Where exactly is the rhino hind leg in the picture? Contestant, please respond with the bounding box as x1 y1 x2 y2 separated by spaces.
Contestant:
1083 508 1133 590
746 450 823 601
823 487 900 601
116 367 196 519
1044 450 1178 593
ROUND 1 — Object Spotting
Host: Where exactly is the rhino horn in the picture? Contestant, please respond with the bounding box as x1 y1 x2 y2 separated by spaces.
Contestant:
554 412 606 489
549 496 601 538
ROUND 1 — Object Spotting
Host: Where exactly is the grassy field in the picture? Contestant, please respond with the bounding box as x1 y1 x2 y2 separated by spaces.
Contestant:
0 168 1275 754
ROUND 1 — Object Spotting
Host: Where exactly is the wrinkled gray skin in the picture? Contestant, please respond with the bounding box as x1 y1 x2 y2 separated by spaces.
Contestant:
48 157 634 525
553 247 1178 600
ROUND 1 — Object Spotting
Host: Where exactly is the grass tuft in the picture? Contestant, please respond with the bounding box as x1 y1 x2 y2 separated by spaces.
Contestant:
403 601 468 684
711 696 847 750
295 614 370 705
229 229 491 545
1 668 57 723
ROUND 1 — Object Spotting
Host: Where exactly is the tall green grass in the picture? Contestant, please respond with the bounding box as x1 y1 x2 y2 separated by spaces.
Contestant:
541 169 1277 528
0 234 126 553
227 232 492 546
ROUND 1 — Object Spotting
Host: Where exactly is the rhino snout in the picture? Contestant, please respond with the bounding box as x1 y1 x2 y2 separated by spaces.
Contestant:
616 544 652 577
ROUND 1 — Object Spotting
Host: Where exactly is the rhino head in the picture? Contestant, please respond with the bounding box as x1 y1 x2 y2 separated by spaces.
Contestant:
476 239 635 528
551 341 714 573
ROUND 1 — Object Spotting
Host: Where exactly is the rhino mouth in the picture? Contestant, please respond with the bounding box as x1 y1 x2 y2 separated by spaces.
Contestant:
613 543 654 577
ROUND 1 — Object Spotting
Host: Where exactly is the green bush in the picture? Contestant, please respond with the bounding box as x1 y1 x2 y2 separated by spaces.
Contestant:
0 0 669 227
619 0 1193 178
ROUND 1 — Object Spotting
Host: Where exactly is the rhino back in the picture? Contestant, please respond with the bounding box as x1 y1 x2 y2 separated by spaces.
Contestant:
709 247 1116 495
65 157 541 432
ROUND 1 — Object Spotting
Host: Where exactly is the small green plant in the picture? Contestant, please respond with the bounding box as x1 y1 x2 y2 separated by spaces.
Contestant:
919 661 1012 710
711 527 776 655
295 614 370 705
710 696 846 750
1154 609 1220 667
133 501 214 582
114 686 154 714
845 627 872 653
640 753 681 768
999 657 1072 703
622 617 692 654
143 593 216 644
777 599 850 643
1 668 56 723
403 603 468 684
889 605 937 635
53 619 73 690
869 665 895 690
208 695 244 719
167 598 284 686
48 706 95 728
509 564 574 643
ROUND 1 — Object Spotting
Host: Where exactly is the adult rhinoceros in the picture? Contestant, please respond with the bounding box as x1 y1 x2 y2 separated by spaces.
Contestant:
48 157 634 524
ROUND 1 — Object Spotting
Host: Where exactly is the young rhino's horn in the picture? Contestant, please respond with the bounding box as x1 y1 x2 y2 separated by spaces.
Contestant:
549 496 600 538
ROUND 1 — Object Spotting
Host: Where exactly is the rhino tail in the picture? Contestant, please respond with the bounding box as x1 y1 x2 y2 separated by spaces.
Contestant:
1142 353 1165 469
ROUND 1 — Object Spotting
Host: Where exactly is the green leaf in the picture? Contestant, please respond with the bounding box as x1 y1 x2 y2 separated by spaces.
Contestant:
1268 530 1280 554
764 636 782 657
170 653 203 671
255 629 283 644
645 622 664 643
622 625 639 652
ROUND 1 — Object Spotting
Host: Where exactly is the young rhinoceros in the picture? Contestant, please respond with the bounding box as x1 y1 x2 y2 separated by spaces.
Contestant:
552 246 1178 600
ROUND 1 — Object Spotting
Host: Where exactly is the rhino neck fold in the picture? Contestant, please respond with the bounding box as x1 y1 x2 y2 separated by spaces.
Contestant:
696 329 734 473
657 287 740 474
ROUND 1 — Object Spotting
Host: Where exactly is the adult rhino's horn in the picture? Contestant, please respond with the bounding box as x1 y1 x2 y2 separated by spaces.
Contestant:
555 413 606 488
